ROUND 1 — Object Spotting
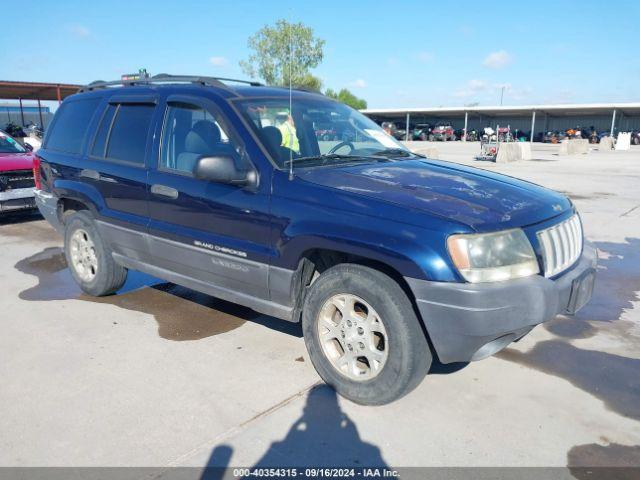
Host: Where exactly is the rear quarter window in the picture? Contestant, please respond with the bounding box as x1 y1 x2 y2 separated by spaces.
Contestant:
44 97 101 154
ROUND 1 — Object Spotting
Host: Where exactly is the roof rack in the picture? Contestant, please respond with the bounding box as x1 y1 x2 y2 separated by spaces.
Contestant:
79 74 263 92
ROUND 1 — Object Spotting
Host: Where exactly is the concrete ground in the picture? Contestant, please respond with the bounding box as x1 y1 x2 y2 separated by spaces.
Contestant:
0 142 639 477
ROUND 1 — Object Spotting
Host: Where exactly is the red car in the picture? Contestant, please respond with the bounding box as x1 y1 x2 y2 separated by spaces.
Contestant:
0 130 37 214
429 125 456 141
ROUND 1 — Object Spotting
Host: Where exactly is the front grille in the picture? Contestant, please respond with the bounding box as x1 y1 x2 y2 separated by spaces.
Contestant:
537 214 583 277
0 170 35 191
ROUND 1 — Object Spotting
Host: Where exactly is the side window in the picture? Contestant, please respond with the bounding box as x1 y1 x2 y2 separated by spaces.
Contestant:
91 104 117 157
45 98 100 154
160 102 240 175
105 104 155 164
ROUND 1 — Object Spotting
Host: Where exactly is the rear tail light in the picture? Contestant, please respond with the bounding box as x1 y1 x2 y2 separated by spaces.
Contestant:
33 156 42 190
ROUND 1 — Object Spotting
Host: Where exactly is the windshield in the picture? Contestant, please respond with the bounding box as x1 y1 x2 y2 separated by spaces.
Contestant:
235 97 413 168
0 132 26 154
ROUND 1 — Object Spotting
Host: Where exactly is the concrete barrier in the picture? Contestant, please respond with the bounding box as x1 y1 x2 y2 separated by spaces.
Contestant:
496 143 522 163
405 143 440 159
598 137 615 150
414 147 440 159
558 139 589 155
517 142 532 160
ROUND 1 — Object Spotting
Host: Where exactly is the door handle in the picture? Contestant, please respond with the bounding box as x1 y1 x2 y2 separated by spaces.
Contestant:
79 169 100 180
80 169 117 183
151 184 179 199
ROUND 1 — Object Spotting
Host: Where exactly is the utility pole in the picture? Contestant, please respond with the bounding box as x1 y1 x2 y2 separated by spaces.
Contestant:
500 86 505 106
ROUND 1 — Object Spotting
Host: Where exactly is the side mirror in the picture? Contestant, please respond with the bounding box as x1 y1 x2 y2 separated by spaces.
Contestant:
24 143 34 152
193 155 257 187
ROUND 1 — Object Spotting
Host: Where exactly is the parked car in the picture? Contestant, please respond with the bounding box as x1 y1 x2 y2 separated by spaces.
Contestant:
391 124 407 141
35 74 597 405
381 121 405 140
465 129 479 141
542 131 567 143
429 125 455 141
315 124 337 141
412 124 432 141
0 130 37 214
598 131 613 142
23 123 44 152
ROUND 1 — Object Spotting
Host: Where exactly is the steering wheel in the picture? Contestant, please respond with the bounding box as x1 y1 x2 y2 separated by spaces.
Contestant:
328 141 355 155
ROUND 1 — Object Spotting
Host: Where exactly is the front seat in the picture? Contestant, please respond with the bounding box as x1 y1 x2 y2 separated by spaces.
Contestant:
176 120 222 173
261 126 297 165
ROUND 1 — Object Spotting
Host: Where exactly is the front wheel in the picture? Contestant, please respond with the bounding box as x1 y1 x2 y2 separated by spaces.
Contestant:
302 264 432 405
64 211 127 296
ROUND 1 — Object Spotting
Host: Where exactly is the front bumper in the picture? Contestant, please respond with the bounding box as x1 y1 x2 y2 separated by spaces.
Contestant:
0 187 36 213
406 243 598 363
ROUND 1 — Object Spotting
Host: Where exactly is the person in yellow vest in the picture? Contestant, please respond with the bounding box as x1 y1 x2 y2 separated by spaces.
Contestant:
276 112 300 154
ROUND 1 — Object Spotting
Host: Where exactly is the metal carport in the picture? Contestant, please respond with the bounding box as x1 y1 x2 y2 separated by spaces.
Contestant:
362 103 640 142
0 80 81 128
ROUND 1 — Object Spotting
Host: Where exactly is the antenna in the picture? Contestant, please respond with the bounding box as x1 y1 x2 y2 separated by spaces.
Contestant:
288 15 294 181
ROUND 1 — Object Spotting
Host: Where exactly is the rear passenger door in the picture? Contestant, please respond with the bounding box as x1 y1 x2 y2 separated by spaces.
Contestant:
85 96 158 261
146 95 272 301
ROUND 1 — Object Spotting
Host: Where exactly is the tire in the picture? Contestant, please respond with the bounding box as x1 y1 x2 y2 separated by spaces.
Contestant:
64 211 127 296
302 264 432 405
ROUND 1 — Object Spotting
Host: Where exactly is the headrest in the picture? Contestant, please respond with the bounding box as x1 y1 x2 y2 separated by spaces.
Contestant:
262 126 282 149
184 121 221 153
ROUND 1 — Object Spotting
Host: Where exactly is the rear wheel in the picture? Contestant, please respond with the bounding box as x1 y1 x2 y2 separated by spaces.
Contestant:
64 211 127 296
302 264 431 405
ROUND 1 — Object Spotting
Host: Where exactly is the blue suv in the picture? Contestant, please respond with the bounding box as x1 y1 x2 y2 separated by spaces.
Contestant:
34 74 597 405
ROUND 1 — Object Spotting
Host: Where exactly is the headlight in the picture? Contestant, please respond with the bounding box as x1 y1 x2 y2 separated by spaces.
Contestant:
447 229 539 283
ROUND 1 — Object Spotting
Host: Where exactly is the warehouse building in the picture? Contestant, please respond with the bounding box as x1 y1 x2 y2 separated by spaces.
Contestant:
362 103 640 141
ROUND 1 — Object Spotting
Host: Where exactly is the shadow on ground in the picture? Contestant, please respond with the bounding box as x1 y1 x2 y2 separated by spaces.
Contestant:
202 385 388 479
499 340 640 420
544 237 640 339
568 442 640 480
0 210 41 226
15 247 301 341
499 238 640 421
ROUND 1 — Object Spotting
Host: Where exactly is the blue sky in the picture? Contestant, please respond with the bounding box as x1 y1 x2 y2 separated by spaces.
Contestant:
2 0 639 109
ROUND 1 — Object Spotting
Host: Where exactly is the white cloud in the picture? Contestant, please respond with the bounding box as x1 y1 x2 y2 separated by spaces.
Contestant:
349 79 367 88
68 24 91 38
417 51 434 63
209 56 229 67
453 79 488 98
453 80 534 103
482 50 513 69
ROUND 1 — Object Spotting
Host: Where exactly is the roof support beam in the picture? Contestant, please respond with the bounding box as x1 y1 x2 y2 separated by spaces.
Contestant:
463 111 468 142
37 99 44 128
611 109 617 136
405 113 410 142
18 97 25 127
530 110 536 143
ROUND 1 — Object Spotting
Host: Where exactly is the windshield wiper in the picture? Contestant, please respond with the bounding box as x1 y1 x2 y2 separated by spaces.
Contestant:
285 153 383 167
370 148 421 158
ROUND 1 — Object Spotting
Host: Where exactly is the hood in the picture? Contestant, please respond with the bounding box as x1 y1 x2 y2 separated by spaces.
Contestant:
0 152 35 171
297 159 571 231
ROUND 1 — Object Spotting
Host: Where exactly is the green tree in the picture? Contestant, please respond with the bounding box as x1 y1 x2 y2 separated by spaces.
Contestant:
325 88 368 110
240 19 325 91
